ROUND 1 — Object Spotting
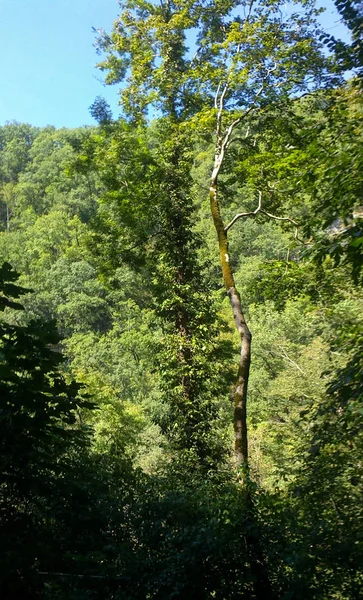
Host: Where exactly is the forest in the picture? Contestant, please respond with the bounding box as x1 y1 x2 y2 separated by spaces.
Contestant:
0 0 362 598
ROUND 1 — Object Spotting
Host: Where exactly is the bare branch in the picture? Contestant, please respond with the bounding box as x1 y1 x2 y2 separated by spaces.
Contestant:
259 209 297 226
266 60 277 77
224 191 263 232
212 11 278 183
223 126 252 150
294 227 312 245
189 46 202 68
220 73 273 154
280 348 306 374
214 82 222 110
216 81 229 141
245 0 256 21
224 191 298 233
219 81 229 111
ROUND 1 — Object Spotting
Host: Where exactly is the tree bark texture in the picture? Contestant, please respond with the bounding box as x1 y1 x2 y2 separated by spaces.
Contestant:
209 176 251 466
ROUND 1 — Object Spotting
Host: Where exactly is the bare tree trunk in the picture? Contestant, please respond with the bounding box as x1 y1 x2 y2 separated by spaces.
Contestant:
209 177 251 466
210 177 277 600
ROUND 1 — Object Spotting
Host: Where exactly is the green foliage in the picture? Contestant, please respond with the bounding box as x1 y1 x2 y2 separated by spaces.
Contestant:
96 0 334 126
322 0 363 78
0 123 103 230
0 262 97 595
89 96 113 125
0 1 362 596
72 113 234 465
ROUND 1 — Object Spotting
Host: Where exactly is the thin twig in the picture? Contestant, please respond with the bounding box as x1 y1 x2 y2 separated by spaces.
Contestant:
280 348 306 374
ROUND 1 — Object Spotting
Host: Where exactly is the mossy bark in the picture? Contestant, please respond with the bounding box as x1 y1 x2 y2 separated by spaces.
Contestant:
210 157 276 600
209 178 251 466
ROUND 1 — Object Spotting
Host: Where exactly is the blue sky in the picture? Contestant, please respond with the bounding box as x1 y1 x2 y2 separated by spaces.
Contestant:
0 0 121 128
0 0 349 129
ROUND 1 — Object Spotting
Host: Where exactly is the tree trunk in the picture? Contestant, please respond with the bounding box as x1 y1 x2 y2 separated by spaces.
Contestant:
209 178 251 466
210 151 277 599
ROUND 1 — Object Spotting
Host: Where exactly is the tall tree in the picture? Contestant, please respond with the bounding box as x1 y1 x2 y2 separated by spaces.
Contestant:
97 0 334 468
75 117 230 464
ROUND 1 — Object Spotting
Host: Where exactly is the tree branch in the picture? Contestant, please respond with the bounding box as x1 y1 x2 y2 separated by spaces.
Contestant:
189 46 202 68
212 23 278 184
280 348 306 374
221 62 278 154
214 82 222 110
224 191 298 233
215 81 229 141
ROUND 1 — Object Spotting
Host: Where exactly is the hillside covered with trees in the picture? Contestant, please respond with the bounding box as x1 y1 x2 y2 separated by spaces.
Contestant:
0 0 362 598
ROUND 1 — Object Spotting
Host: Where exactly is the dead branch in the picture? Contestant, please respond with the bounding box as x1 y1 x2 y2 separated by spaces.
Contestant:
224 191 298 233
